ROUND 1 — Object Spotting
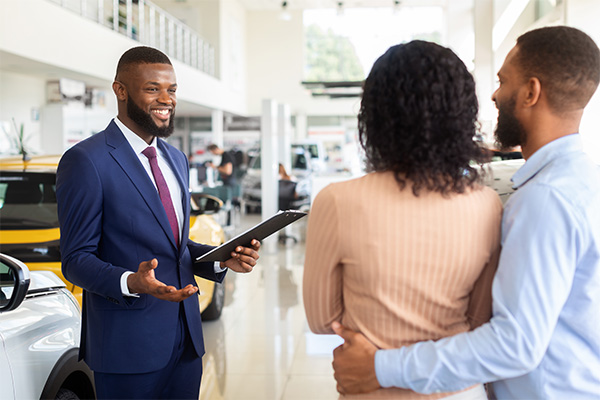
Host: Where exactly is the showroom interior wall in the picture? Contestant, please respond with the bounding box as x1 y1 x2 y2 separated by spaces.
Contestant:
0 72 46 153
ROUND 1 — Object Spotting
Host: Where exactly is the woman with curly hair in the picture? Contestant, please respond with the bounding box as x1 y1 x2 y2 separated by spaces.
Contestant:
303 41 501 400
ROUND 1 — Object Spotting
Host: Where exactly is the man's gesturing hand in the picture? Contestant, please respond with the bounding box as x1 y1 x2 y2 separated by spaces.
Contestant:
332 321 381 395
223 239 261 273
127 259 198 302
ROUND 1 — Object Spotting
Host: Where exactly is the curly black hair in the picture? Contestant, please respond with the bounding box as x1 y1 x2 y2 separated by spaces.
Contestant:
358 40 487 196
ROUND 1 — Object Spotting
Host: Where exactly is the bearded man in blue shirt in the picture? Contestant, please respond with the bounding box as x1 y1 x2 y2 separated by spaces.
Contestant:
330 26 600 399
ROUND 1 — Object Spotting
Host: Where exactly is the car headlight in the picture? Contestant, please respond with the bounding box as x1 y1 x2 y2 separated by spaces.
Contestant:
60 288 80 311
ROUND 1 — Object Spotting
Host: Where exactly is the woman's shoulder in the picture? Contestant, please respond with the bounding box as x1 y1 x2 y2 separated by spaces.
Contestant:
317 173 385 195
469 183 502 202
461 184 503 216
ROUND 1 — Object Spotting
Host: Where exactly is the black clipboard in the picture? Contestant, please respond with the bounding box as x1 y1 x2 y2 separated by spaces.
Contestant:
195 210 307 263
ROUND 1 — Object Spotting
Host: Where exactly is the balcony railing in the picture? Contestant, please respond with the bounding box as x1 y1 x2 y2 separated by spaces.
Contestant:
47 0 216 77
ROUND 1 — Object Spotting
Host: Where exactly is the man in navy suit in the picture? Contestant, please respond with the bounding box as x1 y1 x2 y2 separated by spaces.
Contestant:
56 46 260 399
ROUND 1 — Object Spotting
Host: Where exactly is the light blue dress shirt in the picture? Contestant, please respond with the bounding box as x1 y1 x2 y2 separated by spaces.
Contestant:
375 134 600 399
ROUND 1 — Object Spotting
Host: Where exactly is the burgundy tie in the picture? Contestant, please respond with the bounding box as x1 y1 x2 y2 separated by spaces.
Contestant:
142 146 179 248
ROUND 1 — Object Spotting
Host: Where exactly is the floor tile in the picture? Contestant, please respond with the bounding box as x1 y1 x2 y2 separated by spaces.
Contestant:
199 213 340 400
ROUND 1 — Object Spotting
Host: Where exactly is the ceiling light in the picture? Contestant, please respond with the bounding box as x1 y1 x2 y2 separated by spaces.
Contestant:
280 1 292 21
337 2 344 16
393 0 401 14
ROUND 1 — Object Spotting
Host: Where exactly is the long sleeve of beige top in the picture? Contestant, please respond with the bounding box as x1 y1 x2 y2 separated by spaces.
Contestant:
303 172 502 399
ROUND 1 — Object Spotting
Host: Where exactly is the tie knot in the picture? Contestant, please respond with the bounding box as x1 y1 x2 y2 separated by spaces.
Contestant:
142 146 157 159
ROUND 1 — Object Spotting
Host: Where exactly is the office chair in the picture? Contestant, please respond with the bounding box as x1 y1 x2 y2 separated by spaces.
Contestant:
278 179 299 244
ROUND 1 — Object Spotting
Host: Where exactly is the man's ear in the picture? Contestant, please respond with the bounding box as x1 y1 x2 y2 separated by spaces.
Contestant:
523 77 542 107
112 81 127 101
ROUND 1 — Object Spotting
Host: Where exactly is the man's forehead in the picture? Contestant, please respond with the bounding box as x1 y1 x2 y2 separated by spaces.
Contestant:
498 46 520 76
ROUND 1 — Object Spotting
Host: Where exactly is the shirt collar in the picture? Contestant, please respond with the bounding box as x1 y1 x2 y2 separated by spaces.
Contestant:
114 117 158 155
511 133 582 189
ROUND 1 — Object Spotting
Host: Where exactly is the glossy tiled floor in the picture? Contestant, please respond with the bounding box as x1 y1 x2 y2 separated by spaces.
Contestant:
199 213 343 400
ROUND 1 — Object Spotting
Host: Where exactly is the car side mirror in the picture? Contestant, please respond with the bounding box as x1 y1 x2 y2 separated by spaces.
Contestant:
190 193 223 216
0 254 30 312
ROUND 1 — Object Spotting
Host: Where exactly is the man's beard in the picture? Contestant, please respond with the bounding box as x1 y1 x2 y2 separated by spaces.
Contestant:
127 95 175 138
494 94 527 150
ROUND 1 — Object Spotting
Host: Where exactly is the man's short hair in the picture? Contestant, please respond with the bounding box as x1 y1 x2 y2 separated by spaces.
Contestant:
207 144 219 152
115 46 172 80
515 26 600 113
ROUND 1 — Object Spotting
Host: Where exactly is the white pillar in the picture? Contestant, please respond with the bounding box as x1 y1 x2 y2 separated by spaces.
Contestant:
294 113 308 141
278 103 292 173
473 0 496 142
566 0 600 163
261 99 279 253
207 109 224 187
211 109 224 148
445 0 474 71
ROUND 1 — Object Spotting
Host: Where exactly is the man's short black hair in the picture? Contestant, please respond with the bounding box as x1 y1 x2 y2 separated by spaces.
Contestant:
207 144 219 151
115 46 172 80
515 26 600 113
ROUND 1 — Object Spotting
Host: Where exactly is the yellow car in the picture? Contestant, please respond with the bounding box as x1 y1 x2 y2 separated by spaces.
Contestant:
0 155 227 320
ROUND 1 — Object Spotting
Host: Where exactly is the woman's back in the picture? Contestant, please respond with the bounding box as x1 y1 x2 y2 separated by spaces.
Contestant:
303 40 501 399
303 171 501 399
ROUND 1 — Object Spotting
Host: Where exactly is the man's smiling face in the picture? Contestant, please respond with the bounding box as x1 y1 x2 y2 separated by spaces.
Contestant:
118 62 177 141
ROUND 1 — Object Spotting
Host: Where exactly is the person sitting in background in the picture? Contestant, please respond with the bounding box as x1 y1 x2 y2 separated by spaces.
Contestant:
278 163 295 182
303 40 501 399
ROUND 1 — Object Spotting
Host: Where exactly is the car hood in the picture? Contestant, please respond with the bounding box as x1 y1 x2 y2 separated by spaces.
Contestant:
28 271 66 292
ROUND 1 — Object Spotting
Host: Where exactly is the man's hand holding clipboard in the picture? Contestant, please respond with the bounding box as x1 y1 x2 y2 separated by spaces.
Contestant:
196 210 308 263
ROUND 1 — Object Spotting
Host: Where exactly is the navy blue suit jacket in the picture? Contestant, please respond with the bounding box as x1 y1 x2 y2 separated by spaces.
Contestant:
56 121 223 374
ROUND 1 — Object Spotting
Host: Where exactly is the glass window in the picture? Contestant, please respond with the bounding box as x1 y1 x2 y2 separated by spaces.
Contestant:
304 7 444 81
0 260 15 306
0 172 59 230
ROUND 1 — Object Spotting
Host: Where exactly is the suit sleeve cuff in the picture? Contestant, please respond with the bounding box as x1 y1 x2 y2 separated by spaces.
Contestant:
120 271 139 297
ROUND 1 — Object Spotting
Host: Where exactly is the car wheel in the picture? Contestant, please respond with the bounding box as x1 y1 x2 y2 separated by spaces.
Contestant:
201 281 225 321
55 388 80 400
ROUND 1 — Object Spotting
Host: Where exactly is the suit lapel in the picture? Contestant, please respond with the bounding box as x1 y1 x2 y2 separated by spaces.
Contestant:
105 123 178 250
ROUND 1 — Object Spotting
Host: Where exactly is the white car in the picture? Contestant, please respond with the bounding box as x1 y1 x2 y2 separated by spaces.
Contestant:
241 147 313 213
0 253 95 399
292 141 328 173
486 158 526 204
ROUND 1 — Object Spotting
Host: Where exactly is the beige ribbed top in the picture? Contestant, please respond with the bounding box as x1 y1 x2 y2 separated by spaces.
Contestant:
303 172 502 399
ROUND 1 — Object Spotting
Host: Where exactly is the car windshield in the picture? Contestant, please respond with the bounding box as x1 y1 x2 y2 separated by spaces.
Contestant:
292 144 319 159
292 152 308 170
249 152 308 171
0 172 59 230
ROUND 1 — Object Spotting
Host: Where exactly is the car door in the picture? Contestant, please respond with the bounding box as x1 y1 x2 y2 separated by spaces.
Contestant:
0 327 15 399
0 258 16 399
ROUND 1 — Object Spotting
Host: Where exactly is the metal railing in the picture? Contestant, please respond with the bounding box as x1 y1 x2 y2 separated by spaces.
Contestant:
47 0 216 76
